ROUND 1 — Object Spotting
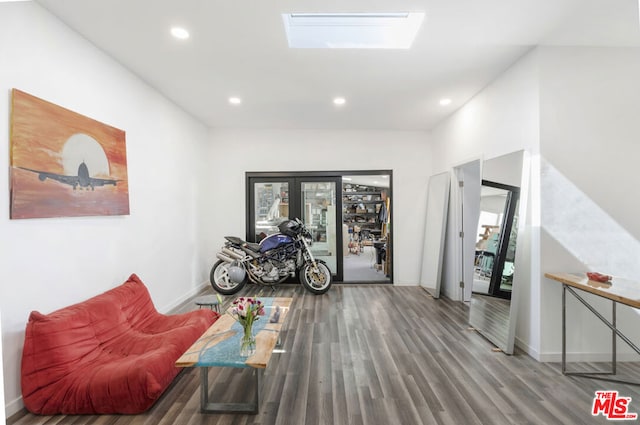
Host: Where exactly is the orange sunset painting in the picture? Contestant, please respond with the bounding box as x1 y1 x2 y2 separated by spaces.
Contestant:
10 89 129 219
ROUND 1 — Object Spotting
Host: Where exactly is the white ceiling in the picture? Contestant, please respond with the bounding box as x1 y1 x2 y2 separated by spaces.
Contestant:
36 0 640 131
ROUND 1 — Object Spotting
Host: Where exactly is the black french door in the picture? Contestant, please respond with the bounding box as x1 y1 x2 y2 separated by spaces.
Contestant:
247 173 343 281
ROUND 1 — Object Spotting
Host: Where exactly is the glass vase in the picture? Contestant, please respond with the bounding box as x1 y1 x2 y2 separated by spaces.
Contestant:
239 325 256 357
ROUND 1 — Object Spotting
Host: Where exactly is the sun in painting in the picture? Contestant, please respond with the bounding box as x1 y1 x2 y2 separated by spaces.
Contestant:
62 133 111 178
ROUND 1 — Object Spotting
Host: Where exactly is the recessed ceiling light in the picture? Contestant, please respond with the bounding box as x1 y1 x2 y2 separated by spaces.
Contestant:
228 97 242 105
333 97 346 106
170 27 190 40
282 12 425 49
439 98 452 106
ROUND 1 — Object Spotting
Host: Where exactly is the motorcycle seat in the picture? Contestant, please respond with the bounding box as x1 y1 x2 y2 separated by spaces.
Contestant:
244 242 261 252
224 236 245 245
225 236 261 252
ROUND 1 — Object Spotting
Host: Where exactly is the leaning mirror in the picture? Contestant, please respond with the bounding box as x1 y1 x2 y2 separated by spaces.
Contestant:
420 172 450 298
469 150 526 354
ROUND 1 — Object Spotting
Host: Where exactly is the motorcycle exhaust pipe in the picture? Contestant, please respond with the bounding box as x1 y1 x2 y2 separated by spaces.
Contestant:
222 248 244 260
216 252 235 263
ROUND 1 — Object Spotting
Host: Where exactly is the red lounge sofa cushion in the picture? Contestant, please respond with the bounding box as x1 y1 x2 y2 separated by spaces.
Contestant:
21 274 218 414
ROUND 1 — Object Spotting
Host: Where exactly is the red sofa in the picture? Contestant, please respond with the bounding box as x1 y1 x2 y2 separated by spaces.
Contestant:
21 274 219 414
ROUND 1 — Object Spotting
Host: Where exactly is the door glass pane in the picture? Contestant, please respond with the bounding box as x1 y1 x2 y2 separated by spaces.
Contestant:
254 182 289 241
301 181 336 273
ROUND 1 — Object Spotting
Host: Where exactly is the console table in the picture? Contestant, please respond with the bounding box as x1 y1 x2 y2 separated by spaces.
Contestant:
545 272 640 385
176 297 292 413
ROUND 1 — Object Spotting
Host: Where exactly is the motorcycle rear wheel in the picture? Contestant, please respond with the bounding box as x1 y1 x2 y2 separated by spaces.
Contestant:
210 260 247 295
299 261 332 295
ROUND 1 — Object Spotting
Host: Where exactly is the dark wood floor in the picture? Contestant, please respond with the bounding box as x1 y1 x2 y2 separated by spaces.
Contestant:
8 283 640 425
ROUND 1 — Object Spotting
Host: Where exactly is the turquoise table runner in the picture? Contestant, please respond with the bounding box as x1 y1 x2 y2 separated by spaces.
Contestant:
189 297 278 368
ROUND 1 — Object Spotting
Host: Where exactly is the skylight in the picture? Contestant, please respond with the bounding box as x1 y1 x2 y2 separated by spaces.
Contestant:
282 12 425 49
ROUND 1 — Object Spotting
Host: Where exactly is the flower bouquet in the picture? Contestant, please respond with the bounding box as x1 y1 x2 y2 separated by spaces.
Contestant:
229 297 265 357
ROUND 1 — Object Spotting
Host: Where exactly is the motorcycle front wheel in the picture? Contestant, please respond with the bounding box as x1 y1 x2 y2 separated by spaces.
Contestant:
210 260 247 295
299 261 332 295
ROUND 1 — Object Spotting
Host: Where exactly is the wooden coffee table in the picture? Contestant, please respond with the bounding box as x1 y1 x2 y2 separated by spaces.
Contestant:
176 297 292 413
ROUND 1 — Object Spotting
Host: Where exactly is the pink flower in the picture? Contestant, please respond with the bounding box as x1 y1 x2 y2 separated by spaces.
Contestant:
228 297 266 327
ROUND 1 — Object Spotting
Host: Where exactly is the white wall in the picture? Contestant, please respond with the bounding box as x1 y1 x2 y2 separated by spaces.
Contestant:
433 45 640 362
0 3 210 415
0 310 4 424
538 46 640 360
202 128 432 285
430 49 541 173
431 48 541 355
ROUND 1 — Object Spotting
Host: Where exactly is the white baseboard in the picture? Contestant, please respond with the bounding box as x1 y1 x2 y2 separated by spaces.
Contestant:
513 337 639 363
515 336 540 360
6 396 23 420
160 280 210 313
538 351 640 363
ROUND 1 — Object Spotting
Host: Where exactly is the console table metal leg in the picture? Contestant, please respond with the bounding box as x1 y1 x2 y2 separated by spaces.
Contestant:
562 286 640 385
612 300 617 375
199 367 263 414
562 284 567 374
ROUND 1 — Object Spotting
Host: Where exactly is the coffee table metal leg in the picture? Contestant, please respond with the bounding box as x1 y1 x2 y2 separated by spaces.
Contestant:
201 368 208 411
200 367 262 414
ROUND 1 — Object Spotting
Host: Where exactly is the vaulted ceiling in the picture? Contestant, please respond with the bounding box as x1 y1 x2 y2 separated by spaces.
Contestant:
37 0 640 131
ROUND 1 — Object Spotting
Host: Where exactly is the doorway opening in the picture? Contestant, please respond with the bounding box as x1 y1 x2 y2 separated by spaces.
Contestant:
246 170 392 283
342 174 391 283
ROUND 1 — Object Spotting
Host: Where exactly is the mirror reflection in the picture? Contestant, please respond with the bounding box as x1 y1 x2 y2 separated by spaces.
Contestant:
468 150 525 355
473 181 520 299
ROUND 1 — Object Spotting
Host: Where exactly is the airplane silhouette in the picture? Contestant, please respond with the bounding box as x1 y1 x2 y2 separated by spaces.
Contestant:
19 162 119 190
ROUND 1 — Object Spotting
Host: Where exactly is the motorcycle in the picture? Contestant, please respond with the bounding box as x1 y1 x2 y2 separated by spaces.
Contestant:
210 218 332 295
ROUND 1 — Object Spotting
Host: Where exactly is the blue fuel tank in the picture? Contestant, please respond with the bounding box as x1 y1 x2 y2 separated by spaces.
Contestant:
259 233 293 253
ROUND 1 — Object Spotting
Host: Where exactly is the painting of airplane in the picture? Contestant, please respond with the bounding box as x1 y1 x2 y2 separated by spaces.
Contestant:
10 89 130 219
19 162 119 191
